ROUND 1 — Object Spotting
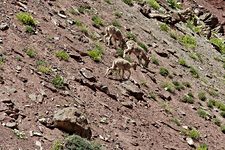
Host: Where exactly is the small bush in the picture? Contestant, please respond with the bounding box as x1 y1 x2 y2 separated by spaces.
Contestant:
207 99 215 108
220 111 225 118
182 92 194 104
51 140 63 150
0 55 5 65
146 0 160 10
221 125 225 134
137 42 148 52
111 20 121 28
188 129 200 140
52 75 64 89
172 81 185 91
196 144 208 150
126 32 137 41
151 55 159 65
178 58 189 67
214 100 225 111
116 48 124 57
162 82 175 93
160 23 170 32
190 66 199 78
212 118 221 126
114 11 123 18
198 92 206 101
182 81 191 88
88 43 103 62
179 35 197 49
25 25 35 34
26 48 36 58
186 19 202 34
170 117 181 126
55 50 70 61
148 91 156 100
169 30 179 40
197 109 209 119
16 12 36 26
189 52 202 62
210 38 225 54
92 15 104 28
167 0 181 9
159 67 169 77
37 65 51 74
122 0 133 6
65 135 101 150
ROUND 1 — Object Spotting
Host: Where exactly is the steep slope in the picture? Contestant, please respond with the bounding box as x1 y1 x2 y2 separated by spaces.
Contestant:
0 0 225 150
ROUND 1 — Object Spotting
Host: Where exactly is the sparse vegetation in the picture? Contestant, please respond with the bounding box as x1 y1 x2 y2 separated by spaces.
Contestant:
88 43 104 62
52 75 64 89
210 38 225 54
104 0 112 4
26 48 36 58
64 135 101 150
171 117 181 126
16 12 36 26
167 0 181 9
220 111 225 118
160 67 169 77
37 65 51 74
160 23 170 32
161 102 173 114
178 58 189 67
0 55 5 65
25 25 35 34
122 0 133 6
197 108 210 119
114 11 123 18
190 66 199 78
198 92 206 101
196 144 208 150
221 125 225 134
172 81 185 91
111 20 121 28
179 35 197 49
126 32 137 41
51 140 63 150
55 50 70 61
92 15 104 28
169 30 179 40
137 42 148 52
182 81 191 88
188 128 200 140
146 0 160 10
212 118 221 126
151 54 159 65
207 99 215 108
186 19 202 34
148 91 156 100
189 52 202 62
162 82 175 93
182 92 194 104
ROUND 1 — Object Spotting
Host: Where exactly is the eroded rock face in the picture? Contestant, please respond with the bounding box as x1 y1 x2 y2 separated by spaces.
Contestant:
121 81 144 100
53 107 92 139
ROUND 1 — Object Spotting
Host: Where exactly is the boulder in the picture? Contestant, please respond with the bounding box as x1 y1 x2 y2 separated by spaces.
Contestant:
121 81 144 100
53 107 92 139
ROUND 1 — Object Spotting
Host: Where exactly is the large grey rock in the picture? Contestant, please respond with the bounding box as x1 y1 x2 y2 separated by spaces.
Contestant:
121 81 144 100
53 107 92 139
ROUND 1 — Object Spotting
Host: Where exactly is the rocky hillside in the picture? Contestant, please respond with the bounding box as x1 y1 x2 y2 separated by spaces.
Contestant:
0 0 225 149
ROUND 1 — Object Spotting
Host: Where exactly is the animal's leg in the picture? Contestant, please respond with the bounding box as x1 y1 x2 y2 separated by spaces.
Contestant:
104 68 111 77
127 70 131 79
107 35 112 46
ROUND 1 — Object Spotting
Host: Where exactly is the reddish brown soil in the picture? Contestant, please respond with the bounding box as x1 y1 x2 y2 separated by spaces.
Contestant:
0 0 225 150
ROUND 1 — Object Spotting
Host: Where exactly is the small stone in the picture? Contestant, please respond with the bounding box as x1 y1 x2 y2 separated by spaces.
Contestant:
16 66 22 72
29 93 37 102
58 10 67 19
35 141 43 150
158 91 171 101
5 122 17 129
37 94 43 103
100 117 108 124
0 23 9 31
121 101 133 109
186 137 194 146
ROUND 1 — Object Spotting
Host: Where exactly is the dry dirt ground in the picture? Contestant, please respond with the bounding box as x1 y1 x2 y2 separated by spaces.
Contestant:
0 0 225 150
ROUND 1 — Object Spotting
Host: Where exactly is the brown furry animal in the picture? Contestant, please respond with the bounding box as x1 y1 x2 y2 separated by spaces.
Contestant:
104 58 137 79
123 40 150 68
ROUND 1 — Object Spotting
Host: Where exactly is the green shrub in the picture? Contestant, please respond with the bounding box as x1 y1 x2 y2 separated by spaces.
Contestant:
178 58 189 67
0 55 5 65
88 43 103 62
190 66 199 78
197 109 209 119
51 140 63 150
122 0 133 6
188 129 200 140
207 99 215 108
189 52 202 62
37 65 51 74
212 118 221 126
26 48 36 58
55 50 70 61
182 92 194 104
159 67 169 77
146 0 160 10
221 125 225 134
186 19 202 34
52 75 64 89
160 23 170 32
116 48 124 57
210 38 225 54
196 144 208 150
169 30 179 40
179 35 197 49
16 12 36 26
104 0 112 4
162 82 175 93
170 117 181 126
25 25 35 34
111 20 121 28
151 55 159 65
65 135 101 150
126 32 137 41
220 111 225 118
172 81 185 91
92 15 104 28
137 42 148 52
167 0 181 9
198 92 206 101
214 100 225 111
